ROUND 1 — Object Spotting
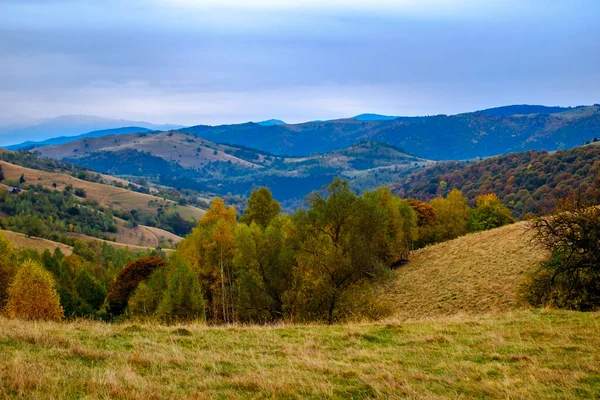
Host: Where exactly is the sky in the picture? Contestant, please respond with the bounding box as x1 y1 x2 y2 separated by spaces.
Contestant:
1 0 599 126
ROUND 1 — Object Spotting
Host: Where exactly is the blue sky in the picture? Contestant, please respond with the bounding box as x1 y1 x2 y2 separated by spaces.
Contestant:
0 0 598 125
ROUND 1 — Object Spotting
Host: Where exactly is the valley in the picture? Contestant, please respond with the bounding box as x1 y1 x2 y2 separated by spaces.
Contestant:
3 2 599 398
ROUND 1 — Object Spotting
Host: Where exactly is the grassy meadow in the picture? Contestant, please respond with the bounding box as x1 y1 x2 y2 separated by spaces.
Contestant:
0 310 599 399
389 222 546 319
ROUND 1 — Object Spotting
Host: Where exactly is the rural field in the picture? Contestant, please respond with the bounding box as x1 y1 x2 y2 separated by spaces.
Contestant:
0 311 598 399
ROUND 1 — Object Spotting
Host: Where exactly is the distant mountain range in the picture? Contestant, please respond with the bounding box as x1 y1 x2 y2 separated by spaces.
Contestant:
5 105 599 160
179 105 600 160
8 103 598 210
0 115 183 146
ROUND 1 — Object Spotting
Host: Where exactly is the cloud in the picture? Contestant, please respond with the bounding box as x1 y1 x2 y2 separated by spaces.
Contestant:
0 0 598 126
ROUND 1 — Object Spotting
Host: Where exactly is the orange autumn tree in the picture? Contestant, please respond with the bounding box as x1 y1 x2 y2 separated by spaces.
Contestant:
178 198 237 323
5 259 64 321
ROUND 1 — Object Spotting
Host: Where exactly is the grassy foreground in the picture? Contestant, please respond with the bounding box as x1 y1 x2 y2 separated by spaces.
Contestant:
0 310 599 399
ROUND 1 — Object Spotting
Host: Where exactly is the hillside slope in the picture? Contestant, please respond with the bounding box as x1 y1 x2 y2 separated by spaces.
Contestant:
0 160 204 221
393 144 600 217
5 126 155 151
35 135 431 205
390 222 545 320
1 229 73 255
179 105 600 159
0 115 182 146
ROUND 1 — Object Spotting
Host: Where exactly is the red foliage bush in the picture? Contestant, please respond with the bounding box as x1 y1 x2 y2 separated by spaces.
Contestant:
106 256 167 317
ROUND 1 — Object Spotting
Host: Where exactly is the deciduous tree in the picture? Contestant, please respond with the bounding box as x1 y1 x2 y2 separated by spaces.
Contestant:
240 187 281 228
5 259 64 321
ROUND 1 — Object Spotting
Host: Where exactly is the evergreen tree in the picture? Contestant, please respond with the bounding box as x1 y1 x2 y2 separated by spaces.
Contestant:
74 269 107 311
157 255 206 323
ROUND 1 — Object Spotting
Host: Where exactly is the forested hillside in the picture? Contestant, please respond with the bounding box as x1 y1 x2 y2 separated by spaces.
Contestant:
34 134 431 206
393 144 600 217
0 153 205 248
179 105 600 159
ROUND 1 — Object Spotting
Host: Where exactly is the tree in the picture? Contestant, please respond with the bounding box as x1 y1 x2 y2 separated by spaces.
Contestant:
234 215 297 322
523 188 600 310
178 198 237 323
240 187 281 228
21 215 47 238
405 198 437 247
430 189 470 242
106 256 167 317
0 165 4 182
293 179 396 323
19 173 25 184
156 255 206 323
4 259 64 321
74 269 107 312
468 193 514 232
0 231 18 310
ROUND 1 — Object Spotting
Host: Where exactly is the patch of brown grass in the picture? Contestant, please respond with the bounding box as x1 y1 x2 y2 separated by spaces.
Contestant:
1 229 73 255
389 222 546 320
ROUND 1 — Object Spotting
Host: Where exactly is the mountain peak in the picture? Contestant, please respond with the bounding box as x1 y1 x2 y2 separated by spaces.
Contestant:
352 114 399 121
256 119 286 126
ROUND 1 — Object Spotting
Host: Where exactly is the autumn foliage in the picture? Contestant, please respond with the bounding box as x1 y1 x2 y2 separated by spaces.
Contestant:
106 256 167 317
4 259 64 321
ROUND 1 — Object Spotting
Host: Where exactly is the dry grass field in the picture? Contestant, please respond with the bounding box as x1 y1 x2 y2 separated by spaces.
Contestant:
0 160 205 221
0 310 598 399
389 222 546 319
0 223 598 398
0 229 73 255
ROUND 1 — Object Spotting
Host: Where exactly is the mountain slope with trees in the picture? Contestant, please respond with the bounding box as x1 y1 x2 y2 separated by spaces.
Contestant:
33 133 432 207
179 105 600 159
393 144 600 218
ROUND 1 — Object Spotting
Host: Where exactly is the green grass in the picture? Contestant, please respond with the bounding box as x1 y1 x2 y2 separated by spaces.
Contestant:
1 310 599 399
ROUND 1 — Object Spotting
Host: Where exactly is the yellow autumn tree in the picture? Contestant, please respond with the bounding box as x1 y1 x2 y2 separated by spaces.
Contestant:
178 198 237 323
468 193 514 231
4 259 64 321
0 231 19 310
430 188 471 242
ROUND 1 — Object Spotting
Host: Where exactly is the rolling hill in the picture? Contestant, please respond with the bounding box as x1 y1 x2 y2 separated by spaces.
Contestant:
392 143 600 217
389 222 545 319
5 126 156 151
1 220 598 399
0 160 204 222
33 132 433 206
179 105 600 160
0 158 204 248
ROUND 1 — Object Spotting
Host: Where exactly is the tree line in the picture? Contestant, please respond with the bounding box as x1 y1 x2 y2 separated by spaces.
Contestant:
1 178 516 324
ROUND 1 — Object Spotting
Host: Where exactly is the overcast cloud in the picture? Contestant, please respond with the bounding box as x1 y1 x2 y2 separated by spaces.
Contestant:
1 0 599 125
